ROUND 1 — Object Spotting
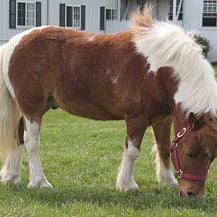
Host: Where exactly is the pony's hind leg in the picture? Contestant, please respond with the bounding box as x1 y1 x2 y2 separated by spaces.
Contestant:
116 117 147 192
24 118 52 188
0 117 25 185
152 118 177 186
0 145 23 185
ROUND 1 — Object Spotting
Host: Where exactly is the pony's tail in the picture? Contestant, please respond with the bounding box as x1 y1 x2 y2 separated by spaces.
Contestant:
0 44 20 160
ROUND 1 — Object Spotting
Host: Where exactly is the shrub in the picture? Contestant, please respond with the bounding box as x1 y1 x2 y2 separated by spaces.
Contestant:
194 34 210 58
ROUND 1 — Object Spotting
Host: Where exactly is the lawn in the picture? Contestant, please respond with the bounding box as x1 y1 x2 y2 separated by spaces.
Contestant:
1 67 217 217
214 65 217 77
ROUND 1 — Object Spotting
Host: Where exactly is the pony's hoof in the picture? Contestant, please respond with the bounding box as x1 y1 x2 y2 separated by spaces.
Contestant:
0 175 21 185
158 177 178 187
116 180 139 192
40 181 54 189
27 180 53 189
157 169 178 187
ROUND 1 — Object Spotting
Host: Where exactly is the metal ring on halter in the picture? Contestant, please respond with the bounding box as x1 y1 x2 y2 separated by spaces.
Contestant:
177 127 186 138
175 169 183 179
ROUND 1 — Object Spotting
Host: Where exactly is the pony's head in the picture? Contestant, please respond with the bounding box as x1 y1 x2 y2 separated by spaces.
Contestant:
171 113 217 198
131 6 217 198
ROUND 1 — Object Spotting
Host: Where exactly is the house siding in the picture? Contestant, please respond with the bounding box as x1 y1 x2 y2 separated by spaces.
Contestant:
183 0 200 29
0 0 217 62
202 31 217 62
183 0 217 62
0 0 117 45
158 0 169 20
46 0 117 33
0 0 48 45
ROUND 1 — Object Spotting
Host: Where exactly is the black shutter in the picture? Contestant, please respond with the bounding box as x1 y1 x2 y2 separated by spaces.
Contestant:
66 6 72 27
36 2 41 27
81 5 86 30
59 4 65 27
100 7 105 30
9 0 16 29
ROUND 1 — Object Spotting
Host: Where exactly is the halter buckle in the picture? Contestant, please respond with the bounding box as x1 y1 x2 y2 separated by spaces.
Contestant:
175 169 183 179
177 127 186 138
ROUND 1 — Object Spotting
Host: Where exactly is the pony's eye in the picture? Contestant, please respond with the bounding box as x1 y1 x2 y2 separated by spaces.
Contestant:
210 156 215 162
186 152 195 158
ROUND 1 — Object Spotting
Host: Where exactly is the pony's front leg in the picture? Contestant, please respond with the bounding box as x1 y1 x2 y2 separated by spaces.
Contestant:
0 145 23 185
152 118 177 186
116 117 147 192
24 118 53 189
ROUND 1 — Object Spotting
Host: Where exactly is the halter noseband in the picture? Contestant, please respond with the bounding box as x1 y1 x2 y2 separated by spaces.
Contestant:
171 128 207 182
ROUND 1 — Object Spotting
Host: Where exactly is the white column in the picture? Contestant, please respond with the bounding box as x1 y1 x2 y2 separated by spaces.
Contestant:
118 0 121 21
173 0 177 21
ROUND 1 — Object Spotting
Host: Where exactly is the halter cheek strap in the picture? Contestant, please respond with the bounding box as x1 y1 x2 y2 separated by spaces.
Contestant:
171 128 208 182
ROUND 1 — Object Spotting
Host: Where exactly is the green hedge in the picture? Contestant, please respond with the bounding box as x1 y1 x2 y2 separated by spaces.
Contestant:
194 34 210 58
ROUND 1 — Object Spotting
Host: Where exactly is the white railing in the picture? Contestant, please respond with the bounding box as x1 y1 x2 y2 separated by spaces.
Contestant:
105 20 131 34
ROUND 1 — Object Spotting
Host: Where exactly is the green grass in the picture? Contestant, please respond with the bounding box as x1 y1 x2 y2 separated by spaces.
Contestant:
1 67 217 217
214 65 217 77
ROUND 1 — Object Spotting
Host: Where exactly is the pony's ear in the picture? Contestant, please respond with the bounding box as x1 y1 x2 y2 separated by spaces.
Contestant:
188 112 197 129
188 112 204 130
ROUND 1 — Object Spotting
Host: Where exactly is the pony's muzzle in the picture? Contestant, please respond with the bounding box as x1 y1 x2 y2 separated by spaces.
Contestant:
179 190 196 198
179 190 205 199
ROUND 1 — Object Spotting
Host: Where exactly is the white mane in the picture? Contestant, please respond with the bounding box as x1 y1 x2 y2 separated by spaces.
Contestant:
133 20 217 117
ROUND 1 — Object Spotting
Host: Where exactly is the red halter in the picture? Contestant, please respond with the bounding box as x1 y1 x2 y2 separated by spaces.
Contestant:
171 128 207 182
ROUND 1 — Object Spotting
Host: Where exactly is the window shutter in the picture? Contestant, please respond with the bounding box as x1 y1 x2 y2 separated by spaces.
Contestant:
59 4 65 27
66 6 72 27
100 7 105 30
81 5 86 30
36 2 41 26
9 0 16 29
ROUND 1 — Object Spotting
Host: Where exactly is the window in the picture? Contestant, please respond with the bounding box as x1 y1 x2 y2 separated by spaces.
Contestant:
9 0 41 29
106 9 117 20
203 0 217 27
17 1 36 27
59 4 85 30
168 0 183 21
27 3 35 26
17 2 25 26
66 6 81 28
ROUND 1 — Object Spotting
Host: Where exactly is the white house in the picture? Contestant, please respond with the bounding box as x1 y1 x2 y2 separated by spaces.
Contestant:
0 0 217 62
106 0 217 62
0 0 118 43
